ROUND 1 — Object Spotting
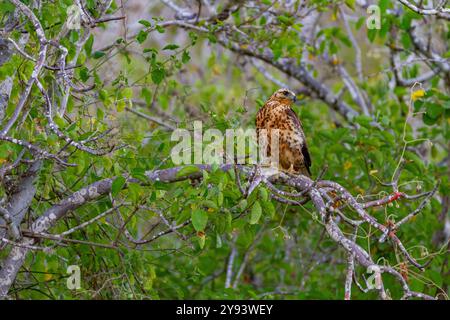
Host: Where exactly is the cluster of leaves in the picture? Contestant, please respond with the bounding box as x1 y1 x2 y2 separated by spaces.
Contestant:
0 0 448 299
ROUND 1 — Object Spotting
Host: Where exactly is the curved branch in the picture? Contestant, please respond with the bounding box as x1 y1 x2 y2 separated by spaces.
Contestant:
0 164 438 299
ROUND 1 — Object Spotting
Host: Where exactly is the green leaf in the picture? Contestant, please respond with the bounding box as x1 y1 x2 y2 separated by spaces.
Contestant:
151 66 165 84
264 201 275 219
155 25 165 33
198 233 206 249
217 191 224 206
192 209 208 231
367 29 377 42
400 32 411 49
111 176 126 197
379 0 390 13
355 17 365 30
79 67 89 82
203 200 218 210
239 199 248 211
422 113 437 125
207 33 217 43
429 270 443 287
99 89 108 102
141 87 152 105
138 19 152 28
259 188 268 202
85 35 94 57
117 100 126 112
92 51 105 59
215 233 222 248
249 201 262 225
176 165 200 178
162 44 180 50
0 144 11 158
182 50 191 63
143 48 157 54
128 183 142 203
354 115 373 128
345 0 355 10
426 103 442 119
0 1 15 13
121 87 133 99
136 30 148 44
277 15 293 26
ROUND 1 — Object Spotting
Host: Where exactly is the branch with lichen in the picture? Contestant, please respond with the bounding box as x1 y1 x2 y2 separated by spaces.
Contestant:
0 163 439 299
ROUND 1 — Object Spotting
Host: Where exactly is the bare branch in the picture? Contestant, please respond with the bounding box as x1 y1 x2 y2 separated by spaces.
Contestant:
397 0 450 20
225 234 237 289
1 0 48 136
0 163 438 298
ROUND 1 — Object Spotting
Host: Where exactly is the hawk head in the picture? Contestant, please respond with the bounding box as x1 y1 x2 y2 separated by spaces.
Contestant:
269 88 297 105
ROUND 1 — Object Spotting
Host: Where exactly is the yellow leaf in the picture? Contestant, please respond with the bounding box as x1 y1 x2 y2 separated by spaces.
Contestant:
369 169 378 175
411 89 425 101
157 190 166 199
117 100 126 112
344 161 352 170
331 12 337 21
197 231 206 249
212 65 221 75
0 159 6 165
197 231 205 237
331 56 340 65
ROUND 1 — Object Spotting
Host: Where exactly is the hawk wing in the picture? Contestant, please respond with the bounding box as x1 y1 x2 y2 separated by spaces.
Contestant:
286 108 311 175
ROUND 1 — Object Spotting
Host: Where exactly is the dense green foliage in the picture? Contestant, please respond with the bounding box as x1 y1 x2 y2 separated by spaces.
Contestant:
0 0 448 299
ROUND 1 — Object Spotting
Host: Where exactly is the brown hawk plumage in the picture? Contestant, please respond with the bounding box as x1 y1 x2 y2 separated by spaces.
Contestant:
256 88 311 177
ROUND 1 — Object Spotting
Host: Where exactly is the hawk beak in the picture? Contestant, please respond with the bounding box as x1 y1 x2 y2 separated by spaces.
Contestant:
293 95 297 103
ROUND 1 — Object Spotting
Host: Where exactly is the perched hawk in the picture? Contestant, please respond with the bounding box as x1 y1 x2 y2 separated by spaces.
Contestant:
256 88 311 177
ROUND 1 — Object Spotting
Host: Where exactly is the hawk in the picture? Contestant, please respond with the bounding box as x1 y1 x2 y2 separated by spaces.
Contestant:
256 88 311 177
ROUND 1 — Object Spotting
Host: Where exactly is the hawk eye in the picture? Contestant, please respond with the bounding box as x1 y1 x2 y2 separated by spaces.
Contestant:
282 90 289 96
